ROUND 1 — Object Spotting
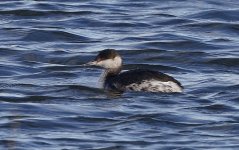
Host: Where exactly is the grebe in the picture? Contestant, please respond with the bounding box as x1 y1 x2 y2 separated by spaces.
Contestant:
86 49 183 93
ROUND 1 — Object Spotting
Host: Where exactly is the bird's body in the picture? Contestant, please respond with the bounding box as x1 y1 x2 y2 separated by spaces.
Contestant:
86 49 183 93
103 69 183 93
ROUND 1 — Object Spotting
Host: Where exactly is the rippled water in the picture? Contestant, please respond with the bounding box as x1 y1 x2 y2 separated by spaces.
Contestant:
0 0 239 149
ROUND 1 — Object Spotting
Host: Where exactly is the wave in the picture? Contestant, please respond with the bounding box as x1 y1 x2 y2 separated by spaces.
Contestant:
206 58 239 67
22 29 91 42
138 40 220 50
0 9 98 17
186 9 239 21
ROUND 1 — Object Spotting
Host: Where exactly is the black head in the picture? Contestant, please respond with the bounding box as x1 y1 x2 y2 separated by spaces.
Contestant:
85 49 122 69
94 49 120 62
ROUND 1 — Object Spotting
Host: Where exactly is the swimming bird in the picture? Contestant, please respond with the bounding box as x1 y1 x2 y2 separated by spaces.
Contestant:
86 49 183 93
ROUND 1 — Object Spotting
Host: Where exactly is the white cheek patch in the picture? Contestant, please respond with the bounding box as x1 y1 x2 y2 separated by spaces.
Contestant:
97 56 122 69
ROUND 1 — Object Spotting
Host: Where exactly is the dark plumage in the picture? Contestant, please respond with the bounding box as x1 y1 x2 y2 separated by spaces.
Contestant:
95 49 119 62
104 69 183 92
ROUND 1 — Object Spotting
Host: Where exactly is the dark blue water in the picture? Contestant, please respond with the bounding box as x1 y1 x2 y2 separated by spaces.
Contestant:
0 0 239 149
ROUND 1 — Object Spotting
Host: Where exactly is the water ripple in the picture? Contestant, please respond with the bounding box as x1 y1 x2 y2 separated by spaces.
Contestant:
0 0 239 149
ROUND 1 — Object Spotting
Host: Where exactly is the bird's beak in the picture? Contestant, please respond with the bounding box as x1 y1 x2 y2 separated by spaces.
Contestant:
83 61 98 66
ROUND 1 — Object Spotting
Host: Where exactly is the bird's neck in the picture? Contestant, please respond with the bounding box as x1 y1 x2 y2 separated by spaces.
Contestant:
99 67 122 85
105 67 122 76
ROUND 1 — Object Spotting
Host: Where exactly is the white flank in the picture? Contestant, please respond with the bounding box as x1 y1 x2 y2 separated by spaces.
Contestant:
126 80 183 93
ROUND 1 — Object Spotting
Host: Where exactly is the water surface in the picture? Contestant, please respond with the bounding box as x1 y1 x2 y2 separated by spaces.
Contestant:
0 0 239 149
